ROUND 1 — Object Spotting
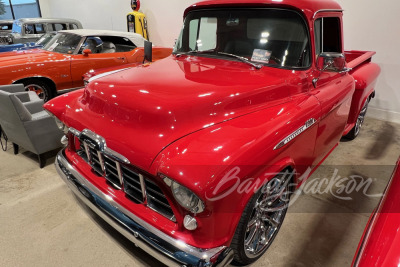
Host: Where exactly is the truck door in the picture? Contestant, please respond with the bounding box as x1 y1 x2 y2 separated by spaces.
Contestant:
311 15 355 165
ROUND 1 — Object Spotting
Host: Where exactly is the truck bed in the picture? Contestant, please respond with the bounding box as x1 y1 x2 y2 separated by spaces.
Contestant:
343 50 380 136
345 50 376 70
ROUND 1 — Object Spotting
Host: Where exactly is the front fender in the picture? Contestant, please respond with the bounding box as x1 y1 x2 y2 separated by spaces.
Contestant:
44 89 85 120
149 94 320 246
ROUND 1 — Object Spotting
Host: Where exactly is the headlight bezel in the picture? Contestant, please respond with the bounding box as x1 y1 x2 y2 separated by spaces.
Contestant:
161 174 205 214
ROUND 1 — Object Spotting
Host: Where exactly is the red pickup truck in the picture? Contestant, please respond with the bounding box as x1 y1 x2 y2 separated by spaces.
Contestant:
45 0 381 266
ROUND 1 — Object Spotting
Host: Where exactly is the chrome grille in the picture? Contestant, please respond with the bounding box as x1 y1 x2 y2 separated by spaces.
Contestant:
76 130 175 221
122 165 145 203
0 36 11 45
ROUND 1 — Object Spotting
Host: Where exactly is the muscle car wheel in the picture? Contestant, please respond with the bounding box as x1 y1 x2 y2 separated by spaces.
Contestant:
22 79 53 102
231 172 291 265
345 101 369 140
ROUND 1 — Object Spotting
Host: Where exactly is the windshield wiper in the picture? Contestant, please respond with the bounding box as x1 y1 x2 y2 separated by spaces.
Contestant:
174 49 215 57
216 52 263 69
175 50 263 69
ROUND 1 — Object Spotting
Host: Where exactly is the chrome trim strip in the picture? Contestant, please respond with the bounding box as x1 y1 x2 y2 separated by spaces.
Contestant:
104 147 130 165
57 86 85 94
313 9 343 19
88 68 131 83
139 174 147 203
69 127 81 137
116 161 124 186
55 151 230 266
83 142 92 164
98 151 106 174
274 118 317 150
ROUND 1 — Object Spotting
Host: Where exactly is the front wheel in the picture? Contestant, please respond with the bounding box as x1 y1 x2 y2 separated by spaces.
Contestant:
230 172 292 265
21 79 54 102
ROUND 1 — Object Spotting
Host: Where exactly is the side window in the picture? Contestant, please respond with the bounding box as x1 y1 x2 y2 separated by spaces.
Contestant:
35 24 45 34
80 36 103 54
51 23 67 31
69 24 79 30
314 17 342 56
24 24 34 34
80 36 137 54
101 36 136 53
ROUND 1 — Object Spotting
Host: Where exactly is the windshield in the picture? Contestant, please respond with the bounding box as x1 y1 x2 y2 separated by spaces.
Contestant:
174 8 310 68
36 33 57 46
43 33 82 54
12 21 22 34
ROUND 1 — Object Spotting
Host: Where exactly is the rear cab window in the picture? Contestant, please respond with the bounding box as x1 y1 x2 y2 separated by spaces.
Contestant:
69 23 79 30
49 23 68 31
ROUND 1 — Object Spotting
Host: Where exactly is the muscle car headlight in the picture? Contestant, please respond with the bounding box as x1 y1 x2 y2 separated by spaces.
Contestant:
161 174 204 213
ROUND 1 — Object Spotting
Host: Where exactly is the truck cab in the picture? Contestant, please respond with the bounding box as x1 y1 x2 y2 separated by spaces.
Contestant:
0 18 83 45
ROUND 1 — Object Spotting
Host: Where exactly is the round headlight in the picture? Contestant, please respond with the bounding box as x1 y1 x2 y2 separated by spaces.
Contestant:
171 181 204 214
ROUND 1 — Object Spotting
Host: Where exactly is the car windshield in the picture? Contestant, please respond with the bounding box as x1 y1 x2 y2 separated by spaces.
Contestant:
42 33 82 54
174 8 310 68
36 33 57 46
11 21 22 34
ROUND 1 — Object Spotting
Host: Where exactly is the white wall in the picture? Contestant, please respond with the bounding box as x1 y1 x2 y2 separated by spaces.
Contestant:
336 0 400 123
39 0 129 32
38 0 198 47
39 0 400 123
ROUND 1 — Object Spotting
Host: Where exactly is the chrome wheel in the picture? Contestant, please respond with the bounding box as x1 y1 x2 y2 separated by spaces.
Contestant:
25 83 46 99
22 79 53 102
244 175 290 258
354 103 368 137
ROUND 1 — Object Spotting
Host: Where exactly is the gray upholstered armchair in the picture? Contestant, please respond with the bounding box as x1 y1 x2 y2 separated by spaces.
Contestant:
0 87 64 168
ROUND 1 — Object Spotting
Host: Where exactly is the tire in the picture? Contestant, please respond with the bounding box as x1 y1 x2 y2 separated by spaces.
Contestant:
345 100 369 140
231 172 292 265
21 79 54 102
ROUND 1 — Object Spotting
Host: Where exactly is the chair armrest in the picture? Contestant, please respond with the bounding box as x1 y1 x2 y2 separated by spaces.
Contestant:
0 84 25 93
14 92 31 103
24 99 44 114
23 116 64 154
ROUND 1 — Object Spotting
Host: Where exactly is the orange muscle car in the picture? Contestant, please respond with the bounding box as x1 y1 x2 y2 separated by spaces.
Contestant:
0 29 172 101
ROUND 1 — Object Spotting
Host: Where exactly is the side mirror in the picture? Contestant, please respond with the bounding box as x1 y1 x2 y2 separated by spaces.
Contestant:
313 52 350 88
316 52 346 72
83 49 92 56
144 40 152 63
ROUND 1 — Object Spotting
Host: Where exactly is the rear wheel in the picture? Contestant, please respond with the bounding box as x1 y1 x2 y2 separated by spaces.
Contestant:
231 172 292 265
345 100 369 140
21 79 54 102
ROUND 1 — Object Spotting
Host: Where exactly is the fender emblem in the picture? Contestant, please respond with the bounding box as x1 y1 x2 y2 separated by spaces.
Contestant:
274 118 317 150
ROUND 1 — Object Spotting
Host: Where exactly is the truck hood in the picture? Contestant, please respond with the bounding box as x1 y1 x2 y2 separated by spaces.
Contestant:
61 55 295 170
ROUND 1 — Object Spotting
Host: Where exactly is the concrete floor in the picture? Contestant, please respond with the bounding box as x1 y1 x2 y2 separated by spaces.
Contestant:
1 117 399 267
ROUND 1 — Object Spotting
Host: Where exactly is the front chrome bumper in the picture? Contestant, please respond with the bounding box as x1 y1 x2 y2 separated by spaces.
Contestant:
55 150 234 267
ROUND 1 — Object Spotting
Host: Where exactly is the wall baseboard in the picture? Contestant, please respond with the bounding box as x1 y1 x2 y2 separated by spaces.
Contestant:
367 107 400 125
